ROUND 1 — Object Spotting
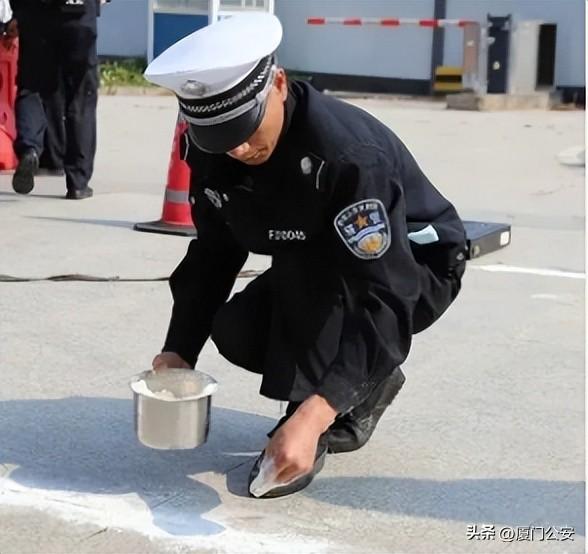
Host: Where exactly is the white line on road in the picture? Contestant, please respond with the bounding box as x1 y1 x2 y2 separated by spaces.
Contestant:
0 478 328 553
470 264 585 280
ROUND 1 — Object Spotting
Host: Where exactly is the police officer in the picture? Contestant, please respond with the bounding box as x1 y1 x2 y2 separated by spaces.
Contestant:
10 0 108 199
146 14 467 498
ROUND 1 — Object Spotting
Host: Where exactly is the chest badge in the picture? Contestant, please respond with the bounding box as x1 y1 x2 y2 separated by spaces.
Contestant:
334 199 391 260
204 188 222 209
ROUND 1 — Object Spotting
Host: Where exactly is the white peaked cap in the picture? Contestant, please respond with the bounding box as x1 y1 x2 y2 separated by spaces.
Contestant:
144 13 283 100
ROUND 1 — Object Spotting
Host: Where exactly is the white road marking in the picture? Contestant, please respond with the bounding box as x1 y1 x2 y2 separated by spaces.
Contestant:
0 477 327 553
470 264 585 280
531 293 561 300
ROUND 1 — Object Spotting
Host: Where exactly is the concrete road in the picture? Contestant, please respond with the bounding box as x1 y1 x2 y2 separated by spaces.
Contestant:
0 94 584 553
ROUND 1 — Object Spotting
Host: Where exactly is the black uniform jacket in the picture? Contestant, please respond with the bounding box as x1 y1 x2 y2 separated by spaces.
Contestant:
10 0 103 18
10 0 104 17
164 81 467 412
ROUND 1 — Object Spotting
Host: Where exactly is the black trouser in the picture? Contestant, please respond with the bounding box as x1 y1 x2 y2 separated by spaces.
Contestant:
14 5 98 191
211 258 465 407
40 82 66 171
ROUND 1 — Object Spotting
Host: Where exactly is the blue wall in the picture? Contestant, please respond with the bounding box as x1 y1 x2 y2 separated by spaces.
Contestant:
98 0 585 89
98 0 148 57
276 0 435 80
153 13 209 58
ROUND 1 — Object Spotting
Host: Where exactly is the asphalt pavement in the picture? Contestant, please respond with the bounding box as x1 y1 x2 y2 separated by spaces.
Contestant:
0 94 584 553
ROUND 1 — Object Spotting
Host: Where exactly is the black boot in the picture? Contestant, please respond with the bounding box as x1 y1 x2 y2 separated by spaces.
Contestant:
248 432 328 499
12 149 39 195
327 367 406 454
65 186 93 200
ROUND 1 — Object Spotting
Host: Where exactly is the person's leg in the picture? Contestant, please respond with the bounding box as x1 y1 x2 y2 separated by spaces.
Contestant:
62 63 97 197
14 90 45 159
328 257 466 453
12 12 58 193
12 90 42 194
59 14 97 198
39 80 66 173
211 270 328 498
210 271 273 374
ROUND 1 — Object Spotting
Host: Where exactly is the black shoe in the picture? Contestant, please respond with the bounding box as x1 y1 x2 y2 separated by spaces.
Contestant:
12 149 39 195
248 433 328 499
327 367 406 454
266 402 301 439
65 186 93 200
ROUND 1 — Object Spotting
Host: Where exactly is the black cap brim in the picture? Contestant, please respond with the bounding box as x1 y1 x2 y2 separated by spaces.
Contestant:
187 99 268 154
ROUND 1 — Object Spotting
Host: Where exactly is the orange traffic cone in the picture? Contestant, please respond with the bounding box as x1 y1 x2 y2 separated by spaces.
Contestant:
134 117 197 237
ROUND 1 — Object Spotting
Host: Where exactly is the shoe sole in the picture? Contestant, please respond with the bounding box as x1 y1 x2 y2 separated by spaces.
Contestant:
249 446 327 499
12 156 38 195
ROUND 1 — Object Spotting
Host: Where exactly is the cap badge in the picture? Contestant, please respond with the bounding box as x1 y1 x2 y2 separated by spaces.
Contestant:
181 80 211 97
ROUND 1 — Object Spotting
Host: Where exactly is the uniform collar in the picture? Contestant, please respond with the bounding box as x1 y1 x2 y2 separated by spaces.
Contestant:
278 83 297 142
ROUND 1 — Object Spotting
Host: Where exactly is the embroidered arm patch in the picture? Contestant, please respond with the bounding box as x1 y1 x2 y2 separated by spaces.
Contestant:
333 199 391 259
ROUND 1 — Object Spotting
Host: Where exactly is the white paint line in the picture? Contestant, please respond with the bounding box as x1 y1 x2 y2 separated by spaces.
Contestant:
0 478 328 554
470 264 585 280
531 293 561 300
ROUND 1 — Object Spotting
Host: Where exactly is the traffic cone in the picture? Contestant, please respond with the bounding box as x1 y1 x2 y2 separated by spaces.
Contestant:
134 117 197 237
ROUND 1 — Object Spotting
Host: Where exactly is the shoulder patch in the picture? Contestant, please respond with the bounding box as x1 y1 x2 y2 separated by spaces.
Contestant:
333 199 391 260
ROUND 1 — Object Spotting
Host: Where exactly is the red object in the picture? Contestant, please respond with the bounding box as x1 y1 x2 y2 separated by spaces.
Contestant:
161 119 193 226
134 118 197 237
380 19 400 27
0 38 18 170
306 17 476 27
343 18 362 26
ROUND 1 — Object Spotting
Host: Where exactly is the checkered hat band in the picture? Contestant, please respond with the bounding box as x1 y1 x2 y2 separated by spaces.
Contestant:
178 55 274 119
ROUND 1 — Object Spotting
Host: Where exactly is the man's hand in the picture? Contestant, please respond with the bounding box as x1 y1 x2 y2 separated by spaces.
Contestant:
264 395 337 485
152 351 191 371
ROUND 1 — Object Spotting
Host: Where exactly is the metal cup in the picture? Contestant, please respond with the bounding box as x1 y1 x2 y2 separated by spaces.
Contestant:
130 369 218 450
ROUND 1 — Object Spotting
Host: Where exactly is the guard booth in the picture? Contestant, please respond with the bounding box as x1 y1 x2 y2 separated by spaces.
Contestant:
508 19 557 95
486 14 557 95
148 0 274 61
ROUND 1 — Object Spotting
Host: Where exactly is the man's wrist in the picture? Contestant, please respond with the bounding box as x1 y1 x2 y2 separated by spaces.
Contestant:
294 394 338 434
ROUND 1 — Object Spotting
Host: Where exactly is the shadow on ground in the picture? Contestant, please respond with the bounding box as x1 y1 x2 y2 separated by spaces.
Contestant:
306 475 585 536
27 216 136 229
0 191 64 200
1 397 583 540
0 397 273 537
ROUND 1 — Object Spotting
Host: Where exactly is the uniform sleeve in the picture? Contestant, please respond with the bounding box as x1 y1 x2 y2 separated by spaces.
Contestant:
399 140 467 271
162 185 248 366
315 146 423 413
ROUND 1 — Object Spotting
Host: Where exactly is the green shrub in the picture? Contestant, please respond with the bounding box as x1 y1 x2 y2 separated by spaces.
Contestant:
99 59 151 88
